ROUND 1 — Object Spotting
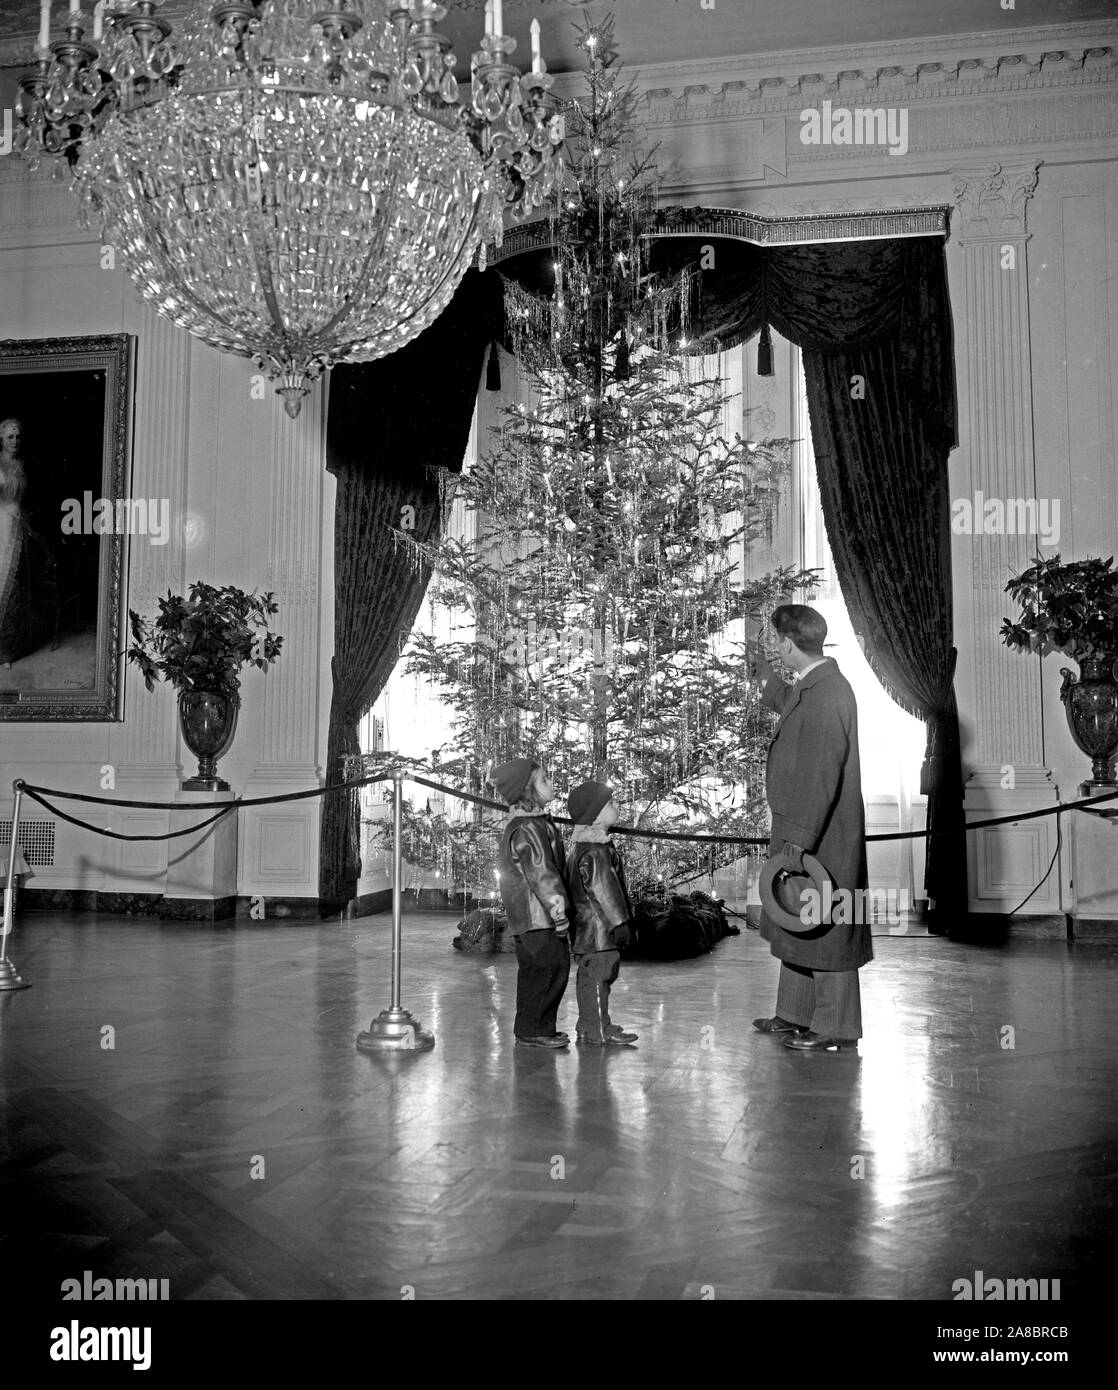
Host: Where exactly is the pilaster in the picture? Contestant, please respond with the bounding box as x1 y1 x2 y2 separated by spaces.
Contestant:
239 385 327 903
950 160 1061 913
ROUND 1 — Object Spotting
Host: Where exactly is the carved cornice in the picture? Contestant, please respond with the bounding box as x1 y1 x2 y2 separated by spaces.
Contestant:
951 161 1042 239
488 203 951 263
614 24 1118 98
630 47 1116 125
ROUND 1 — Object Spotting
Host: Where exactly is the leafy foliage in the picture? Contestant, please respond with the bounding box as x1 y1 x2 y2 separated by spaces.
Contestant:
125 581 283 696
1001 555 1118 661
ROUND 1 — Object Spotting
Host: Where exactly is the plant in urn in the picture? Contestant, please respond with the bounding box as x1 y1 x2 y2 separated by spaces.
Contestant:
125 582 283 790
1002 555 1118 793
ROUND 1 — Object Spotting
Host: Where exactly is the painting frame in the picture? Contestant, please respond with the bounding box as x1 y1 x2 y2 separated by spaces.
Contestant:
0 333 134 721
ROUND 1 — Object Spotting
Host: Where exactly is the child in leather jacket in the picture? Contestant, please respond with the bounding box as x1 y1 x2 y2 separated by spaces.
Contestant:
491 758 573 1049
566 781 638 1046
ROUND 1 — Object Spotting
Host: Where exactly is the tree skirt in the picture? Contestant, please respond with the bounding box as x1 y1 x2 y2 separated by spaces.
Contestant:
453 892 739 960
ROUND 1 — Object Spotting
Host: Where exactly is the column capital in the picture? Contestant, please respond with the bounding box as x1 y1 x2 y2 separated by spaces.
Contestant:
950 160 1042 241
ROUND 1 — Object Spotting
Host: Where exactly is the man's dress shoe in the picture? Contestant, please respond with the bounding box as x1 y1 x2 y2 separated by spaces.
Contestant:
516 1035 569 1049
781 1031 857 1051
752 1016 808 1035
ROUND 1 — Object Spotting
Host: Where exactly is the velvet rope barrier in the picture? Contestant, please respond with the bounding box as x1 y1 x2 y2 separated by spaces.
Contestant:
3 770 1116 1005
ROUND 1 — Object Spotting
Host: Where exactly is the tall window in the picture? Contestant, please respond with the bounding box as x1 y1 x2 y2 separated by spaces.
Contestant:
786 337 927 906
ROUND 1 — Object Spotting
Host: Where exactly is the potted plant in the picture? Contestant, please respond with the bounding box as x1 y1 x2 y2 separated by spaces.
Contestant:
125 583 283 791
1001 555 1118 789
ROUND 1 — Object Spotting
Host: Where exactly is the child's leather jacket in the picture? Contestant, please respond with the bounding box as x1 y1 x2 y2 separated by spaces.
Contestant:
568 839 633 954
497 814 570 935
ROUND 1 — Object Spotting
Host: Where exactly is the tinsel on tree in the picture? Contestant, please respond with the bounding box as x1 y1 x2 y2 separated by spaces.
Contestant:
388 15 816 899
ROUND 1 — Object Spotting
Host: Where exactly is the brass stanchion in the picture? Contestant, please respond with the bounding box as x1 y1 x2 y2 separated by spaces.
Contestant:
1 781 31 991
356 767 434 1053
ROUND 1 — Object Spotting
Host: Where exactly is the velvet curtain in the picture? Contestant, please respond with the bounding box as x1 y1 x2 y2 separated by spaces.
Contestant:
648 235 966 913
319 269 503 909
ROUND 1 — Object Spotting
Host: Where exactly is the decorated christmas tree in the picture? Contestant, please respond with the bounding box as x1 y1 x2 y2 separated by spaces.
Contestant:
389 15 816 902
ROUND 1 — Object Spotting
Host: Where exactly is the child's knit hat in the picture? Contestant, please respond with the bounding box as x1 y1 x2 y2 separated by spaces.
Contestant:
568 781 613 825
489 758 539 806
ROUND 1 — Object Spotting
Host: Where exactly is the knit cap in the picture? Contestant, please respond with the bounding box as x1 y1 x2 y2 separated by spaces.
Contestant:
489 758 539 806
567 780 613 825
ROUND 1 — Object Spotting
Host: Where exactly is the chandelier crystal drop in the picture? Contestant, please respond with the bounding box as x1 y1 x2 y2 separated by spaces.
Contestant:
15 1 566 416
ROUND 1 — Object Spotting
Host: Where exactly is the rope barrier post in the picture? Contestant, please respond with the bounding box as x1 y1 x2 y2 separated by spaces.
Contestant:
356 766 434 1054
1 780 31 991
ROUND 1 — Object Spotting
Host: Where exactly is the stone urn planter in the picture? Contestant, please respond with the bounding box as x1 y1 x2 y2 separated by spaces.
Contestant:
1059 656 1118 788
179 688 242 792
124 582 282 791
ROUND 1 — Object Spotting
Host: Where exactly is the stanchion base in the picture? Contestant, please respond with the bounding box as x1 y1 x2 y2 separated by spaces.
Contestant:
356 1007 435 1053
0 958 30 991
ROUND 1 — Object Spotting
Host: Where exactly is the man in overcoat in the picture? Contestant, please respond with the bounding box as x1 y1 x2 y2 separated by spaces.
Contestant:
750 604 871 1051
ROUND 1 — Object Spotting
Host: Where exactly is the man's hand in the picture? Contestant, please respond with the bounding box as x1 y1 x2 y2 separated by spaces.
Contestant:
749 651 776 685
780 842 807 869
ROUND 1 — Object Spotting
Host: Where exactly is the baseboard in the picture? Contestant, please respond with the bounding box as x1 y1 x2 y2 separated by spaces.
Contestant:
18 888 319 922
346 888 490 917
1068 917 1118 940
158 896 238 922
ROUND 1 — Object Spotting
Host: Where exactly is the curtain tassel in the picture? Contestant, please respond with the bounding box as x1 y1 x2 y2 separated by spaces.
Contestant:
757 322 773 377
485 341 501 391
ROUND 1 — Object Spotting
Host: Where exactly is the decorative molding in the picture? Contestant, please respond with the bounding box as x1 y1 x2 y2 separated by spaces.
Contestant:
489 204 950 264
963 768 1063 915
0 161 85 241
654 203 951 245
744 194 951 218
639 60 1118 122
265 559 319 608
610 26 1118 94
952 160 1041 239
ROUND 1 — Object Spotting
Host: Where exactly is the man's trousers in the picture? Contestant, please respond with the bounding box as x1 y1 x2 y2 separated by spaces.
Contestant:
775 960 863 1039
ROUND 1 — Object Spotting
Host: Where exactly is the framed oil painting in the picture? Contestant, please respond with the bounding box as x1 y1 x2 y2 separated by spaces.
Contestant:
0 334 134 721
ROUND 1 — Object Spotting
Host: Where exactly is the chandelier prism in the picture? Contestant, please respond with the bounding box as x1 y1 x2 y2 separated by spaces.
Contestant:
15 1 565 416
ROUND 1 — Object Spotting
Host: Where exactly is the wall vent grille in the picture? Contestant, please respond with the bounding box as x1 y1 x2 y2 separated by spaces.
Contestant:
0 820 56 866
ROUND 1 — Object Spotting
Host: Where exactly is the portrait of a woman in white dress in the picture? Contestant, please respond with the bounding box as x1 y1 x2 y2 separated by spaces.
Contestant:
0 417 53 669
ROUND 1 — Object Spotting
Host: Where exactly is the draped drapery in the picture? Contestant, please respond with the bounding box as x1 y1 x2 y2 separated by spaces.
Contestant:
319 269 502 910
646 234 966 915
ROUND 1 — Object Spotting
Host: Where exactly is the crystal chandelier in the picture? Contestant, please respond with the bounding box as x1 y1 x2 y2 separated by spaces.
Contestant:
15 1 565 416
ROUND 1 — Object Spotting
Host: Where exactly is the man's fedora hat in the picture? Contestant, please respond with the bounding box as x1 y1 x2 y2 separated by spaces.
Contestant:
760 849 835 934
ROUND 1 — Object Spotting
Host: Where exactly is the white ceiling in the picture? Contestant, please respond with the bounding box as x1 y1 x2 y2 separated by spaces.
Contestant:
447 0 1118 72
1 0 1115 71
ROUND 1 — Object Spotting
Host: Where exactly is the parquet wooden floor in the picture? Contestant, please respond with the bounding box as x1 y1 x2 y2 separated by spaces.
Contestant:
1 910 1115 1306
